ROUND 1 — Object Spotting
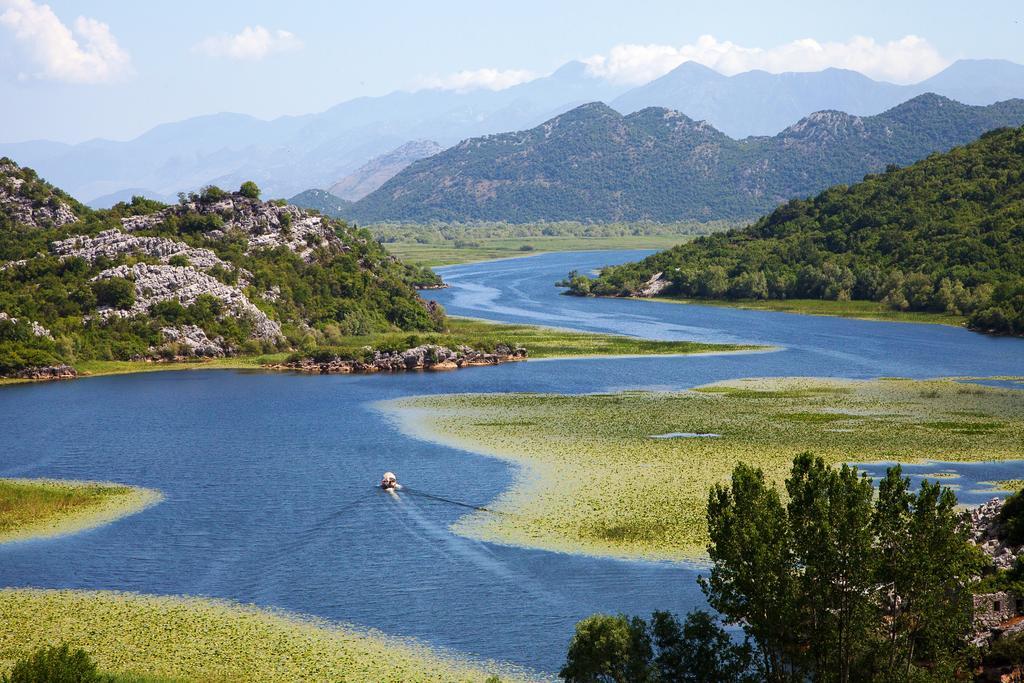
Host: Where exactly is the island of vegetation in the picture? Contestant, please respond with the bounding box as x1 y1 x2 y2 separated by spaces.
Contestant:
0 478 160 544
383 377 1024 559
0 589 527 682
563 126 1024 335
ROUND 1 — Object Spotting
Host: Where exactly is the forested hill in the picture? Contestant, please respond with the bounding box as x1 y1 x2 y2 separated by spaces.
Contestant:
0 158 442 377
344 94 1024 223
564 126 1024 335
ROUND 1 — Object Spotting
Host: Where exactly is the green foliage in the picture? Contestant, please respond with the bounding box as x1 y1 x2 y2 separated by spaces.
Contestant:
998 486 1024 546
1 643 110 683
703 455 977 681
986 633 1024 666
238 181 260 200
91 277 135 310
573 126 1024 334
345 97 1024 223
560 614 653 683
0 159 445 375
560 610 757 683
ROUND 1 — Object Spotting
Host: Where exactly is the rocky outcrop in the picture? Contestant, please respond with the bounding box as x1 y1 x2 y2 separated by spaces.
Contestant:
93 263 281 341
0 311 54 339
635 271 671 297
158 325 227 358
966 497 1023 570
121 194 342 262
275 343 527 375
12 364 77 380
51 229 244 279
0 159 77 229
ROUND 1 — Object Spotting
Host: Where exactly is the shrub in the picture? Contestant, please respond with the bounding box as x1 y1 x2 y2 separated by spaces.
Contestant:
239 181 261 200
91 277 135 310
999 487 1024 546
199 185 227 202
1 643 110 683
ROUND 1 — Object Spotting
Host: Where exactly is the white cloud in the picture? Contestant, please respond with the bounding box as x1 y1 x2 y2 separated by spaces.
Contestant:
417 68 537 92
583 35 950 85
0 0 131 84
194 25 302 61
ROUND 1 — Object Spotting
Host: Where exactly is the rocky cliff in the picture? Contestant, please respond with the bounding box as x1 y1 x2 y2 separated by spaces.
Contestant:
0 161 445 377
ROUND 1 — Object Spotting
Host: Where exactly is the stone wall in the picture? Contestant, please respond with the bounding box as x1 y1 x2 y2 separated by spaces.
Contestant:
974 591 1023 630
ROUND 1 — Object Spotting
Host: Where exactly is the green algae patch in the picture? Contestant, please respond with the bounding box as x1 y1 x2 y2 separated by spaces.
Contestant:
0 479 161 544
0 589 534 683
383 378 1024 560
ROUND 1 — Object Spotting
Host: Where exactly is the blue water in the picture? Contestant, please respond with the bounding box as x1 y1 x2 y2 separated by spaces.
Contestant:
1 250 1023 674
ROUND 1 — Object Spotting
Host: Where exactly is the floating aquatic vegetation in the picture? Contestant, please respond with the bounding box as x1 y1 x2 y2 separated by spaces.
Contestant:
383 377 1024 560
0 478 161 544
0 589 536 683
649 433 721 439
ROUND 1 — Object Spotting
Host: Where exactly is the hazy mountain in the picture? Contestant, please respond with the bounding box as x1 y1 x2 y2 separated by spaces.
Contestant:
328 140 443 200
611 58 1024 138
345 94 1024 223
288 189 353 217
4 59 1024 205
0 61 625 205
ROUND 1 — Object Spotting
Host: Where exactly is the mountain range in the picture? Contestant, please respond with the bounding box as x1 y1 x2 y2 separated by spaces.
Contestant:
3 59 1024 206
328 139 443 200
6 59 1024 205
340 94 1024 223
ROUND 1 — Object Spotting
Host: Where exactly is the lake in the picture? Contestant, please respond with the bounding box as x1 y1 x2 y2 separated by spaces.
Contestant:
2 250 1023 674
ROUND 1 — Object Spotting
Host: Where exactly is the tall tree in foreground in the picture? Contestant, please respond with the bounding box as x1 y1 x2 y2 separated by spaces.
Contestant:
702 454 977 682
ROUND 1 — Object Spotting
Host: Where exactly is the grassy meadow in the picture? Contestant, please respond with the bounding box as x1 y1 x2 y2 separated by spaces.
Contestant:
384 377 1024 560
636 296 968 327
0 479 161 544
382 234 694 267
0 589 532 683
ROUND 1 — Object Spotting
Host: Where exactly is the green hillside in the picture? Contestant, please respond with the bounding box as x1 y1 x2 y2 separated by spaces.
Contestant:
565 126 1024 335
345 94 1024 223
0 159 443 376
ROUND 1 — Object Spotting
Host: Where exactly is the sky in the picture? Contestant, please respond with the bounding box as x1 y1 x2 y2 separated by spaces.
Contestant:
1 0 1023 143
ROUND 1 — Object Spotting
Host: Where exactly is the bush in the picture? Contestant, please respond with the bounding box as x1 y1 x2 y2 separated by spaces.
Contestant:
1 644 111 683
91 277 135 310
199 185 227 202
239 181 261 200
999 487 1024 546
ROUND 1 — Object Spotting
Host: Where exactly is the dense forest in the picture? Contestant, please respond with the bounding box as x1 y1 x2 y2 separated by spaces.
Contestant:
565 126 1024 335
342 94 1024 223
0 159 442 375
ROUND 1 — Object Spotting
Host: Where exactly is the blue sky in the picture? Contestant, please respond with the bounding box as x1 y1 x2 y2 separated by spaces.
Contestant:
2 0 1023 142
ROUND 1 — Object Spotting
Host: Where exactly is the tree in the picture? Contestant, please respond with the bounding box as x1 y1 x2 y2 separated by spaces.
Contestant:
239 181 261 200
785 455 875 682
560 614 653 683
704 456 978 682
651 610 757 683
701 462 799 681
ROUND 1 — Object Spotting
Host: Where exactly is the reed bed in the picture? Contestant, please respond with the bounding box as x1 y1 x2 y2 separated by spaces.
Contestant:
0 479 161 544
385 378 1024 560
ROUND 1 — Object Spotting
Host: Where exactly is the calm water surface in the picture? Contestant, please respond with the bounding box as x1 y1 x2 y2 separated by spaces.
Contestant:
2 250 1023 674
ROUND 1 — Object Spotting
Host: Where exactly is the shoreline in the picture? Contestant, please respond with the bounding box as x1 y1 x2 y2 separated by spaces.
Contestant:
1 318 763 387
618 295 968 328
0 478 162 544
